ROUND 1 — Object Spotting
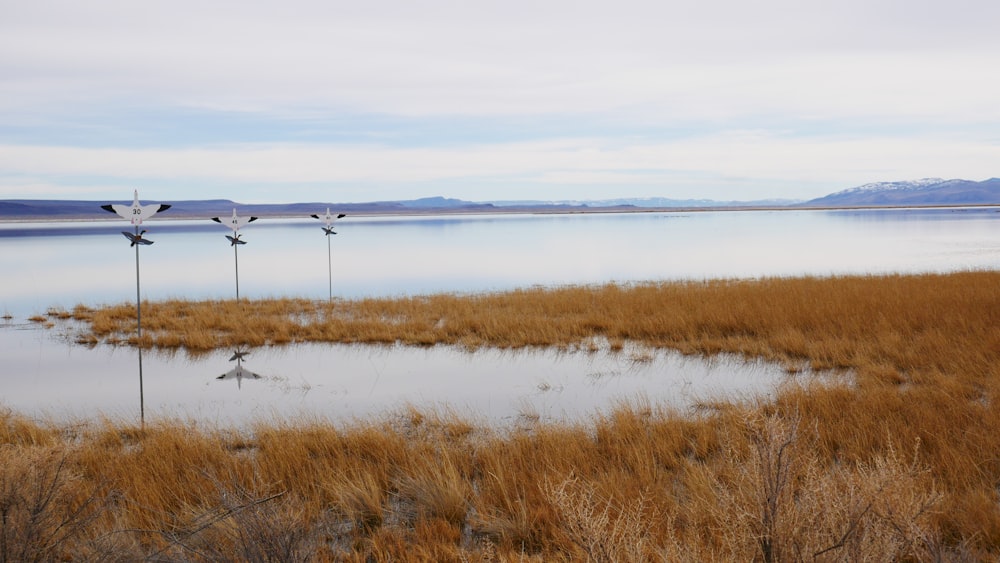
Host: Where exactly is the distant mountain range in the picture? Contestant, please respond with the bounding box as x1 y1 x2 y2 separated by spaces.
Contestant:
1 178 997 220
0 197 498 219
485 196 802 208
801 178 1000 207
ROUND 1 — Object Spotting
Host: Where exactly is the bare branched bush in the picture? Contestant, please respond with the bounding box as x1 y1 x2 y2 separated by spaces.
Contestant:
544 473 659 562
0 446 112 563
693 412 941 562
799 439 942 562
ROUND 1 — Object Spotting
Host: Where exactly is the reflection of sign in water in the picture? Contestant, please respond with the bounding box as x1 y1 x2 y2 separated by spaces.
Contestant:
217 349 262 389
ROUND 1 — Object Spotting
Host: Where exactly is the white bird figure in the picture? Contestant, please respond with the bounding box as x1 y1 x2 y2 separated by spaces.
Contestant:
311 208 346 236
212 208 258 233
101 189 171 225
217 350 261 389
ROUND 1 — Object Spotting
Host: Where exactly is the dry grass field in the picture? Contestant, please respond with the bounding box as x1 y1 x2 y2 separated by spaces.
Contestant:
4 271 999 560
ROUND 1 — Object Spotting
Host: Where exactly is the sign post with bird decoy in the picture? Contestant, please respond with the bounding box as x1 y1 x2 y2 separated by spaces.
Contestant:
101 189 170 426
212 208 258 301
311 209 346 301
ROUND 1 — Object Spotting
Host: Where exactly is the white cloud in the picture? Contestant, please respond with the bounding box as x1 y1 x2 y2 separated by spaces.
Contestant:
2 0 998 120
1 0 998 202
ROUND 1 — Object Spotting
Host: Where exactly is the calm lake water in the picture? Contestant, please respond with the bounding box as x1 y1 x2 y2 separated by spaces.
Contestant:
2 207 998 425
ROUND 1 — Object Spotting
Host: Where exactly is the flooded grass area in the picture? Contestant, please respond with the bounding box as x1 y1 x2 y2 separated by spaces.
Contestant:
2 267 1000 558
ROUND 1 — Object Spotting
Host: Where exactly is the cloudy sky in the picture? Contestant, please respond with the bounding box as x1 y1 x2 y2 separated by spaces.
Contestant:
1 0 998 204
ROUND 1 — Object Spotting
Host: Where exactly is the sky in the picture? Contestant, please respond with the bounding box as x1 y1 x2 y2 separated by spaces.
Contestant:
1 0 998 204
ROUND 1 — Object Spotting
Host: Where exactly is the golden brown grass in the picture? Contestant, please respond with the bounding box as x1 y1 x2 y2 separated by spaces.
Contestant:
0 401 962 561
5 270 999 559
81 272 998 378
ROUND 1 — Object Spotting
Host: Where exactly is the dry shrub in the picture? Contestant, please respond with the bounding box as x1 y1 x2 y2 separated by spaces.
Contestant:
0 446 113 562
683 411 942 562
543 473 660 563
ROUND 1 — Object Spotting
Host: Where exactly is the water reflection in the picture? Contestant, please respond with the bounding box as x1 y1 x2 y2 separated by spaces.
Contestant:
2 208 999 319
216 349 262 388
0 323 807 426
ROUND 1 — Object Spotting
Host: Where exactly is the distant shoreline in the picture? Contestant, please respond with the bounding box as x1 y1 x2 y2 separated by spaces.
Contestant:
1 202 998 223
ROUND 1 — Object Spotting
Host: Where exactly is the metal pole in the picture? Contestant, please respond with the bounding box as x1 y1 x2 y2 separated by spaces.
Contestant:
327 234 332 302
234 242 240 301
134 225 145 427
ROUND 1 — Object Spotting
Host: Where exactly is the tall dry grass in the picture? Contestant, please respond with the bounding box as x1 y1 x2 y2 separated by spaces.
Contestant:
0 400 967 561
9 270 999 559
82 272 998 379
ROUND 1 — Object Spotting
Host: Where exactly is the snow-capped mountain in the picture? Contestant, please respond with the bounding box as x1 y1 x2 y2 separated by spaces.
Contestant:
805 178 1000 207
840 178 946 194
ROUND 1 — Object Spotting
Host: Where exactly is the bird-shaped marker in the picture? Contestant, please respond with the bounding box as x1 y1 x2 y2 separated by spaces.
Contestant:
211 209 257 301
312 209 346 301
311 208 346 236
122 230 153 247
212 208 258 233
101 189 171 225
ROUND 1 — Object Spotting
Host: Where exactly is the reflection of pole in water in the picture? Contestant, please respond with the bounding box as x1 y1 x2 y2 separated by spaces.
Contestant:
212 209 257 302
101 190 170 428
311 209 346 302
137 347 144 423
